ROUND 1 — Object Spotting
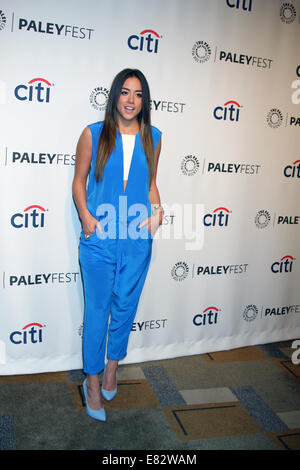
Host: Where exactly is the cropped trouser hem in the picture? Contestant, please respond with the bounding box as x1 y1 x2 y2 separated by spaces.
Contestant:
107 354 124 361
83 355 125 375
83 367 105 376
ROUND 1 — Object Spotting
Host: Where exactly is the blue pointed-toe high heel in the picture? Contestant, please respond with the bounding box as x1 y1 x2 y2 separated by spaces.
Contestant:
101 366 118 401
82 379 106 422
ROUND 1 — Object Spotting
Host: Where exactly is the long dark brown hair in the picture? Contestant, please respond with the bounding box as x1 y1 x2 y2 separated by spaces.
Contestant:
95 68 154 187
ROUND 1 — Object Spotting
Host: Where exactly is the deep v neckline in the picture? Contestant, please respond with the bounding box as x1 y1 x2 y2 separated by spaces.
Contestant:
119 130 140 195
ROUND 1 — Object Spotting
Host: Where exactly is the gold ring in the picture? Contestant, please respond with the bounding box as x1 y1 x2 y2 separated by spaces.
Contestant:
84 234 91 239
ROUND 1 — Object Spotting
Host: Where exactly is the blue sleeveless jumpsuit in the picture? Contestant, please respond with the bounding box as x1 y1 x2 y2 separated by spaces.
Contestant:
79 121 162 375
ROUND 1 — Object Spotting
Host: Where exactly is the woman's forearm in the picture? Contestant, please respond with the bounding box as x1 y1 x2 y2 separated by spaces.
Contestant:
72 177 90 221
149 183 161 206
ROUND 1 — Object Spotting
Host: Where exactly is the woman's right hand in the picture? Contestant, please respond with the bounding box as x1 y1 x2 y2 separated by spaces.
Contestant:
81 212 103 237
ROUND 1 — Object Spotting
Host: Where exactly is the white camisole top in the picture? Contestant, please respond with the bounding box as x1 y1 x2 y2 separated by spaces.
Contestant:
121 134 135 181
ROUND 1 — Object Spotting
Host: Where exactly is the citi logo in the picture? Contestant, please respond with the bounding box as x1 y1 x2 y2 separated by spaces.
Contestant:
193 307 220 326
284 159 300 178
213 100 241 121
10 322 44 345
11 204 47 228
271 255 295 274
128 29 161 53
226 0 252 11
14 77 53 103
203 207 231 227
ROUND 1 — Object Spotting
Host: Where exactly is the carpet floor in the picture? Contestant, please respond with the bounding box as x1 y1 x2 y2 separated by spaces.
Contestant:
0 340 299 451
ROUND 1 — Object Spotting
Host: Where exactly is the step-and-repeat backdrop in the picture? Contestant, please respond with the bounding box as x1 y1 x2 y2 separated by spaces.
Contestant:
1 0 300 374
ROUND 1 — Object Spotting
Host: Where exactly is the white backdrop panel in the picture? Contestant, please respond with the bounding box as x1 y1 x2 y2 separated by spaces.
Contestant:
0 0 299 374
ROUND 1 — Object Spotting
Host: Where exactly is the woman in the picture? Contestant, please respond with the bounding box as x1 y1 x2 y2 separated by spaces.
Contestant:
72 68 163 421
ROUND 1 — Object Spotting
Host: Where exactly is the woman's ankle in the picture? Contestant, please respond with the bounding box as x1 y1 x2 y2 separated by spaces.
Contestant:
86 374 99 387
